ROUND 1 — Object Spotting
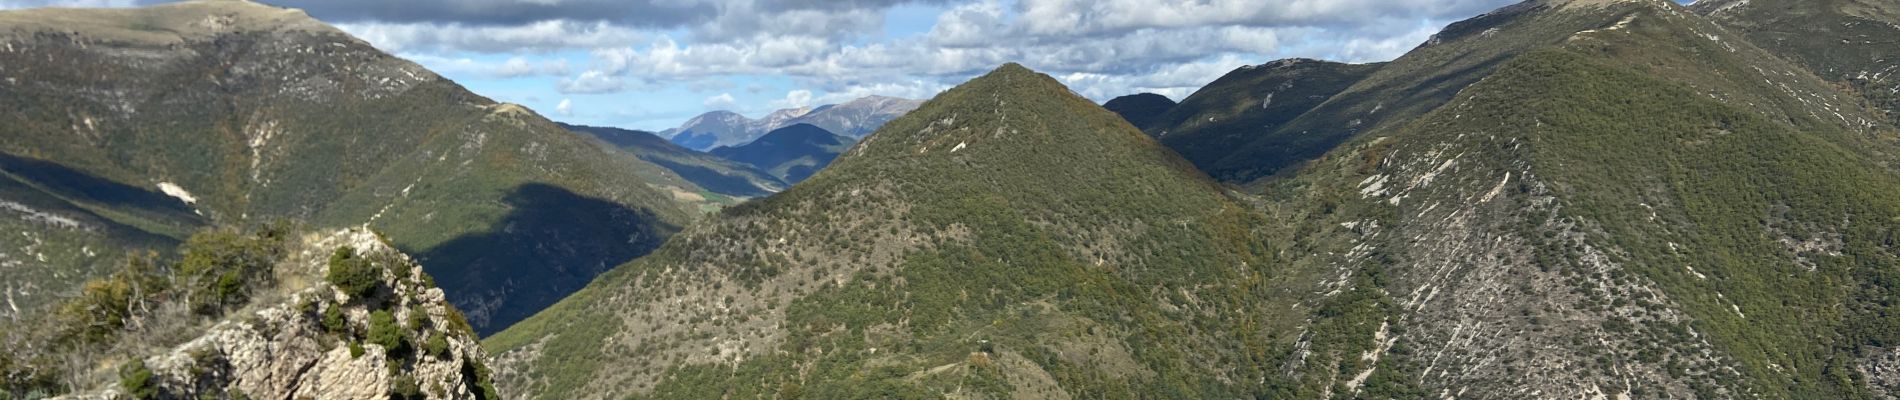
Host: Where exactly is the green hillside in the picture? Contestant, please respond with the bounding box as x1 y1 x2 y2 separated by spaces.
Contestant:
1101 93 1176 131
1696 0 1900 126
1142 59 1380 175
1201 0 1665 182
708 123 853 184
0 0 700 334
488 63 1285 399
1219 0 1900 397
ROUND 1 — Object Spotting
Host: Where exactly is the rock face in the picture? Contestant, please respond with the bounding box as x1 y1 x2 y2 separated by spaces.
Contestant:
72 229 498 400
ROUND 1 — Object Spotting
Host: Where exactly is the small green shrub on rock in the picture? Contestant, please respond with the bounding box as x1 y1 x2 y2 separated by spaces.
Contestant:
326 247 381 299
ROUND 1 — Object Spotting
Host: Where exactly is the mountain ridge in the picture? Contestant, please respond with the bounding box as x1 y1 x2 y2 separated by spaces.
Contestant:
562 122 787 200
489 61 1277 399
707 123 851 184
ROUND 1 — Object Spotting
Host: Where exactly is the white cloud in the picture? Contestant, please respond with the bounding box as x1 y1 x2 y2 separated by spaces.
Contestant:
769 90 816 109
1017 0 1513 37
703 93 739 109
0 0 138 8
337 20 644 53
558 70 630 94
406 54 572 78
556 98 574 116
0 0 1539 129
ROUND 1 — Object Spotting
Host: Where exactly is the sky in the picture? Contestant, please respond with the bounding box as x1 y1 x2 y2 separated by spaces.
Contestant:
1 0 1617 131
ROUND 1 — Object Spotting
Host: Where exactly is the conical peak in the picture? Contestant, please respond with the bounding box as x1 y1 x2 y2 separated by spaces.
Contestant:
943 62 1082 103
992 62 1034 75
974 63 1063 88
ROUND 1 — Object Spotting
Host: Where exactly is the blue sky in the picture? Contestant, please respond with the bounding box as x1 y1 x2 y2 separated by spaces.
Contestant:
0 0 1695 131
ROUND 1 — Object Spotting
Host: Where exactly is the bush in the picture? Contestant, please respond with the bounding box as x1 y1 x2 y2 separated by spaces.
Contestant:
321 304 349 335
175 230 283 315
368 310 411 358
389 376 424 400
424 333 452 359
326 247 382 300
117 359 157 399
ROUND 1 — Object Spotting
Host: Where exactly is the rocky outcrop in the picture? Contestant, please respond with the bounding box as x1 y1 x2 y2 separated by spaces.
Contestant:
1864 347 1900 398
67 229 497 400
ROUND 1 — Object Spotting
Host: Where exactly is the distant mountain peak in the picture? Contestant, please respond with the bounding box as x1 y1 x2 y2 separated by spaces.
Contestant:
1103 93 1177 130
841 62 1164 164
662 95 924 150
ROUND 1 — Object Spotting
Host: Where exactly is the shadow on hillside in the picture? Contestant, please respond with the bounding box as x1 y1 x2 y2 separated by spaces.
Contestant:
1213 55 1509 182
0 152 203 225
410 183 679 336
646 158 778 198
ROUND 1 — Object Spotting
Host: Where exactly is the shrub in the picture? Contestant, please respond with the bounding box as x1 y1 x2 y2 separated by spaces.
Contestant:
117 359 157 399
389 376 424 400
326 247 382 300
368 310 411 359
321 304 349 335
424 333 452 359
175 230 282 315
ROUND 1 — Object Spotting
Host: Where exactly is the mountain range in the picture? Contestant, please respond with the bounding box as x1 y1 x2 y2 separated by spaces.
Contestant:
660 96 923 151
489 63 1277 399
497 0 1900 397
0 0 723 336
6 0 1900 398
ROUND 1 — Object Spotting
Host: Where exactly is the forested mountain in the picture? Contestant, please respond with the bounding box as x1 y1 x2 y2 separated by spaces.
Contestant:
1191 0 1900 396
1101 93 1176 132
489 63 1280 399
6 0 1900 398
491 0 1900 398
1140 59 1380 173
1694 0 1900 125
0 0 708 335
707 123 852 184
